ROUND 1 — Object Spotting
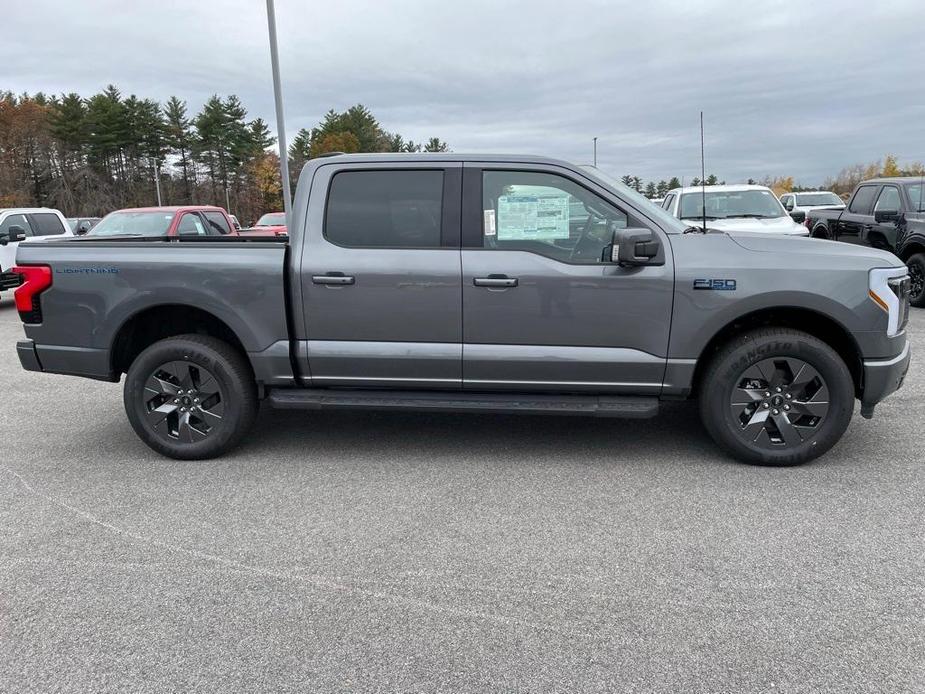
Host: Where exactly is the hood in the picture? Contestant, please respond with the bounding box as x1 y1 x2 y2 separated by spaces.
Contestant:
681 215 807 235
728 232 904 267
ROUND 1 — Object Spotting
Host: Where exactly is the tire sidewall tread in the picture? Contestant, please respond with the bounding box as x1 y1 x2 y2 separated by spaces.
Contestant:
699 327 854 466
123 334 257 460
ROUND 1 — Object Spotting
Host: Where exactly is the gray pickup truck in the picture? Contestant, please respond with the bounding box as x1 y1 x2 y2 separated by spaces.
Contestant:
8 154 912 466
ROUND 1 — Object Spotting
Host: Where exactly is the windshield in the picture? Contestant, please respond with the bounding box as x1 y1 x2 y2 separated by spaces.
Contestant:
906 184 925 212
89 211 174 237
256 213 286 226
795 192 843 207
579 166 687 232
679 189 785 220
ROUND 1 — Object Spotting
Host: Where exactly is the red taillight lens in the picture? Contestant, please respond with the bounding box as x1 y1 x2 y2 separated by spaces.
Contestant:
12 265 52 323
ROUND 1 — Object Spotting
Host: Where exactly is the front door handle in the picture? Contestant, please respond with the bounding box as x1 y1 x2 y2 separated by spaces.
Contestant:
473 275 518 288
312 272 355 285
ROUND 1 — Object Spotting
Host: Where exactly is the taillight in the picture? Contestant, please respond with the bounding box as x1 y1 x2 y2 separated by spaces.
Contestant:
12 265 52 323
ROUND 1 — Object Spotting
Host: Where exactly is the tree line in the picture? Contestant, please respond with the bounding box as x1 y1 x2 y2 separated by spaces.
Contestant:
624 154 925 201
3 85 923 219
0 87 450 224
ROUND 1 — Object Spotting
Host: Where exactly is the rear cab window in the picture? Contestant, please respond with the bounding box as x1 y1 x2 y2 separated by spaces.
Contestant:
29 213 67 236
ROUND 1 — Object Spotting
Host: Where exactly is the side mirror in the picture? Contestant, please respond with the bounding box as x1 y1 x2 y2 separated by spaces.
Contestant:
76 221 92 235
874 209 899 223
789 211 806 223
604 228 663 266
0 225 26 246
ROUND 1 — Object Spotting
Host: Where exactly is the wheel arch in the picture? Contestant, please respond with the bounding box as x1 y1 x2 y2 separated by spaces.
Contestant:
898 240 925 262
111 304 248 375
689 306 863 399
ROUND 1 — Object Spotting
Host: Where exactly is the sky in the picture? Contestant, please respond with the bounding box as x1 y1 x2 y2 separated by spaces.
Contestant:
3 0 924 186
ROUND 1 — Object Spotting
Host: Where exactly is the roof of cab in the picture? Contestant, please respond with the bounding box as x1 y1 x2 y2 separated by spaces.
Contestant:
108 205 228 214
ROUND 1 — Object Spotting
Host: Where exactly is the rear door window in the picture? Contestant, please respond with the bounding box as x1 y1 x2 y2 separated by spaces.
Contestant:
325 170 444 248
29 213 67 236
848 186 877 215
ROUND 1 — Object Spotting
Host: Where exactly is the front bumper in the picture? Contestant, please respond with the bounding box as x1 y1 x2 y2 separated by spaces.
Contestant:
861 341 911 414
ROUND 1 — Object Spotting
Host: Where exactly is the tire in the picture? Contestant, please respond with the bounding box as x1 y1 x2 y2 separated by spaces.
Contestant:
123 334 258 460
699 328 854 466
811 224 830 240
906 253 925 308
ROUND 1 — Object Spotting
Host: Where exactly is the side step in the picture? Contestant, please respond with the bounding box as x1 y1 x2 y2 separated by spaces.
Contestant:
267 388 659 418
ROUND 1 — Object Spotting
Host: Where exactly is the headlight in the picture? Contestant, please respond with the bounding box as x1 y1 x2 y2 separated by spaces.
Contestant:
869 267 911 337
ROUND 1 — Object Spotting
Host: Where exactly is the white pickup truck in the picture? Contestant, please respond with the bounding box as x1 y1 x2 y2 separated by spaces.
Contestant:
661 185 809 235
0 208 72 295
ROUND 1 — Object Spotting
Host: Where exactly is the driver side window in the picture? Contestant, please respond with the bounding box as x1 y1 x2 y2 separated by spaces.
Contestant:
481 170 627 264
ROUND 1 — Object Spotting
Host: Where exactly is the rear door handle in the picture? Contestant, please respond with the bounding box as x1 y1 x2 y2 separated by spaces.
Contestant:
312 272 355 285
473 275 518 288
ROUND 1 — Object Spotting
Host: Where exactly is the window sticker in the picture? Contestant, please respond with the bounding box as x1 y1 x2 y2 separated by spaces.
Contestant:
484 209 496 236
497 193 570 240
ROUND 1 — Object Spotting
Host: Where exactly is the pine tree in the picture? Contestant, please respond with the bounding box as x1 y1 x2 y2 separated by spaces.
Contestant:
165 96 193 201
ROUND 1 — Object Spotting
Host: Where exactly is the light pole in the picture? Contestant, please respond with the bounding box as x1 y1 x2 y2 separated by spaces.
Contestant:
266 0 292 222
592 137 597 167
153 159 162 206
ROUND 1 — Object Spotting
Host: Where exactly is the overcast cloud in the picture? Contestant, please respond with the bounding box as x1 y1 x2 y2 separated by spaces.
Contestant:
3 0 924 184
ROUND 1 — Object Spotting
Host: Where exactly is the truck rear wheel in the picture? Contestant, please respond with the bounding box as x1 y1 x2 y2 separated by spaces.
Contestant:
123 334 257 460
699 328 854 466
906 253 925 307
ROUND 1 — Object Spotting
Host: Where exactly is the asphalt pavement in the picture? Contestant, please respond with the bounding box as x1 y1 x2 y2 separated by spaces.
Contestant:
0 297 922 693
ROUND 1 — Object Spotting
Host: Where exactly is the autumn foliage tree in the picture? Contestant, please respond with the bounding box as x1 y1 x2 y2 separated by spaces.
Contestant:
0 91 451 223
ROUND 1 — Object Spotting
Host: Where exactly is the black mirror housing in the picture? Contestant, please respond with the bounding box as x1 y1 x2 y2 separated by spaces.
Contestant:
789 211 806 223
0 224 26 246
874 209 899 223
606 227 664 267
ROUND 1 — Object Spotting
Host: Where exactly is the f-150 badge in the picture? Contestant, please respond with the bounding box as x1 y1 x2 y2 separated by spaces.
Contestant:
693 279 736 290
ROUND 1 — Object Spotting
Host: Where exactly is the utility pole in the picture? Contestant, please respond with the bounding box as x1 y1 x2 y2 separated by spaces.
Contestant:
266 0 292 222
592 137 597 167
153 160 162 206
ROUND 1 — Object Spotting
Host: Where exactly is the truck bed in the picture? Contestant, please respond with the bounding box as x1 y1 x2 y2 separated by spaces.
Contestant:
15 236 293 385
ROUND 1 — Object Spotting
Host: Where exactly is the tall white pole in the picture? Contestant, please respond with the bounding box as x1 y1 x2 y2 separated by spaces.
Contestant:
593 137 597 167
266 0 292 222
154 160 162 206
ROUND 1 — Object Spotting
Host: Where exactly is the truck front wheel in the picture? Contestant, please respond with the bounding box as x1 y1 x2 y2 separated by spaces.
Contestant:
699 328 854 466
906 253 925 307
123 334 258 460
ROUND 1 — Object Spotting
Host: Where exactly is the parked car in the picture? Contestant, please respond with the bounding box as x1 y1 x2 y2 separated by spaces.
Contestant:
0 208 72 294
66 217 102 235
779 191 844 224
240 211 287 236
88 206 239 238
11 153 910 467
807 177 925 306
662 185 809 235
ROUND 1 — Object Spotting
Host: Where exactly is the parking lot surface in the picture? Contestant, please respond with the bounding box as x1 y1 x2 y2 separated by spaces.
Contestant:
0 298 922 693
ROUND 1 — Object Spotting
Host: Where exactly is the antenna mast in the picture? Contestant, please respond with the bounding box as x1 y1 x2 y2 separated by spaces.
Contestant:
700 111 707 232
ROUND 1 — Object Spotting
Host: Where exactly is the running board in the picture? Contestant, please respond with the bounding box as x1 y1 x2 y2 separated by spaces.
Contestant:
267 388 659 418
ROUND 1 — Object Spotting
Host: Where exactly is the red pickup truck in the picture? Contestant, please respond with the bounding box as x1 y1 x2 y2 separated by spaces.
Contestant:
240 211 287 237
88 206 239 238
